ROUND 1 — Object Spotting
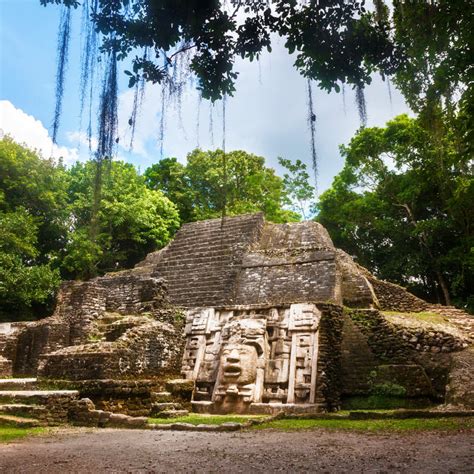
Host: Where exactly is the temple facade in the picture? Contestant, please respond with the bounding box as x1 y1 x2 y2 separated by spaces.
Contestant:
0 213 472 414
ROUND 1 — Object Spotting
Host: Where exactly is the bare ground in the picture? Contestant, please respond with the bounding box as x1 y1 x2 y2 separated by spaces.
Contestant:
0 427 473 473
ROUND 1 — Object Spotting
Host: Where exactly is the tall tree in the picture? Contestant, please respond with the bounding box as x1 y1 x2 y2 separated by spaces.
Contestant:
64 160 180 278
278 157 315 220
317 114 473 310
0 137 67 319
145 149 300 223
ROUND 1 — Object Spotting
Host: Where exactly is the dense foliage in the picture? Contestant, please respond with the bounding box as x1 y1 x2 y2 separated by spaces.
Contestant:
144 149 301 223
317 114 473 311
63 160 180 279
0 137 67 319
41 0 397 101
0 138 179 319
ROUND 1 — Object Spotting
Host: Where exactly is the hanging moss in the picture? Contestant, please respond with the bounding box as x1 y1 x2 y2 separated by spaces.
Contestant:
79 0 98 126
387 76 393 108
159 82 167 159
52 5 72 144
306 78 318 191
342 82 347 116
209 102 215 147
196 92 202 148
96 50 118 160
355 84 368 127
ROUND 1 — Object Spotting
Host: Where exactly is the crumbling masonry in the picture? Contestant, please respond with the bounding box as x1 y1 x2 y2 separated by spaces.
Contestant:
0 213 472 419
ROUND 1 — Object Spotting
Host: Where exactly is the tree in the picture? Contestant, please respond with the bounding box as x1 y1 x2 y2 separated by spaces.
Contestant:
0 137 67 319
317 114 473 310
278 157 315 220
145 149 300 223
144 158 194 223
64 160 180 278
0 136 69 260
42 0 396 101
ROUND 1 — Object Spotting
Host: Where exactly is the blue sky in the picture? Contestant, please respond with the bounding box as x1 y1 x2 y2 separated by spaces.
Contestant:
0 0 412 193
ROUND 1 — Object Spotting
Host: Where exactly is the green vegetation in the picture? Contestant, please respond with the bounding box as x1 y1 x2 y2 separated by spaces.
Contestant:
252 417 474 432
383 311 449 326
0 138 181 320
149 414 265 426
341 396 433 411
144 149 302 224
0 426 45 443
64 160 179 279
317 113 473 312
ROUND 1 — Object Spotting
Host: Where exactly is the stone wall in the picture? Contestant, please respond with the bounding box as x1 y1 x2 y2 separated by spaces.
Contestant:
340 314 378 395
336 250 378 308
6 270 180 377
313 304 344 410
39 320 184 381
68 380 165 417
235 222 341 305
0 356 12 377
368 277 429 312
341 308 467 401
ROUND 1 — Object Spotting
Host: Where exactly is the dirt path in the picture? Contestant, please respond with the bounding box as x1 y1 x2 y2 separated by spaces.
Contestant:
1 427 472 473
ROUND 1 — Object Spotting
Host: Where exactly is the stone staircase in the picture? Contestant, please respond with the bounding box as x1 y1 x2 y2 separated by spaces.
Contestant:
151 213 264 308
0 378 79 427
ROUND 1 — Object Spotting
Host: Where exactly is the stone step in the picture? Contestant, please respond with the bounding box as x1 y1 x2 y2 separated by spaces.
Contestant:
0 378 38 390
0 390 79 405
151 391 173 403
150 402 183 416
0 414 43 428
0 403 47 419
156 409 189 419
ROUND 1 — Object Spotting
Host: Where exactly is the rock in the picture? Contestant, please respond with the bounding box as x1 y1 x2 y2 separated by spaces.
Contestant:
165 379 194 399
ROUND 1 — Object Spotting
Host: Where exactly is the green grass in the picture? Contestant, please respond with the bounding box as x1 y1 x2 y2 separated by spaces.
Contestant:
0 427 45 443
252 417 474 432
149 414 265 425
341 395 433 410
383 311 448 325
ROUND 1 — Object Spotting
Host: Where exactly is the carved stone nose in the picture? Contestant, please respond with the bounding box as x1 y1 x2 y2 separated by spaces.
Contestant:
226 349 240 363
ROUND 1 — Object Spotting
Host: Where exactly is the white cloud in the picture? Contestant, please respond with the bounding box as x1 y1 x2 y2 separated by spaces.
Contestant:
115 39 412 192
66 130 98 151
0 100 79 164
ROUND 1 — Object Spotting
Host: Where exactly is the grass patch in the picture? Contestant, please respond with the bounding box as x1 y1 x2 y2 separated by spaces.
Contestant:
383 311 447 325
252 417 474 432
0 426 45 443
149 414 265 425
342 395 434 410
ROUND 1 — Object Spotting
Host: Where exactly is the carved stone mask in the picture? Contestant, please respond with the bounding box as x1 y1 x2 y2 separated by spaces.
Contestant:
220 342 258 385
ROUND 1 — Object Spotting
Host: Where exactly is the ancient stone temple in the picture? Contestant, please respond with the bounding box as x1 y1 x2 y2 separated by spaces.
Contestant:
0 213 473 419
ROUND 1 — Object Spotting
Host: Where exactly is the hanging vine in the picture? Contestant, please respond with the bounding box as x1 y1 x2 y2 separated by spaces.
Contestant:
209 102 215 147
387 76 393 108
196 92 202 148
96 49 118 160
355 84 368 127
79 0 98 122
342 83 347 115
128 50 147 150
306 78 318 192
159 81 167 159
52 5 72 144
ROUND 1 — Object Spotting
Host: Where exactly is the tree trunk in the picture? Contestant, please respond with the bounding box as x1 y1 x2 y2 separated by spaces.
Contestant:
436 270 452 306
